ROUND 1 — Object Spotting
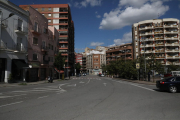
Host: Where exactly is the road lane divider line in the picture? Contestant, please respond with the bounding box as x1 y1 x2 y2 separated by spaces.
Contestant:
130 84 154 92
80 81 85 83
0 101 23 108
38 96 48 99
67 84 76 87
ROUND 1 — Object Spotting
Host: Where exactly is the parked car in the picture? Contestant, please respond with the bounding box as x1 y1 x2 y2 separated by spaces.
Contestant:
156 76 180 93
164 73 172 77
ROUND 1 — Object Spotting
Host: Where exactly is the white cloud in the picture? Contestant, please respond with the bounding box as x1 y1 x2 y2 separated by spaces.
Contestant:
96 15 101 18
75 0 102 8
109 32 132 46
99 1 169 30
119 0 149 8
90 42 104 46
119 0 171 7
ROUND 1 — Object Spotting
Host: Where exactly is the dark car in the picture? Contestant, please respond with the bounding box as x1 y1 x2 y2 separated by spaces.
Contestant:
156 76 180 93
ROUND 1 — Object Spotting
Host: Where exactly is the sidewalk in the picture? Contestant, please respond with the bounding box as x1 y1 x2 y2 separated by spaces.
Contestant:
0 76 76 87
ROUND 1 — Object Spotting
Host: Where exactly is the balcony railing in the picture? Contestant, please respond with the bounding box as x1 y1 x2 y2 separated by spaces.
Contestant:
155 50 164 52
154 31 163 34
164 30 178 34
31 26 41 35
60 46 68 48
14 25 28 34
14 45 27 53
166 55 179 59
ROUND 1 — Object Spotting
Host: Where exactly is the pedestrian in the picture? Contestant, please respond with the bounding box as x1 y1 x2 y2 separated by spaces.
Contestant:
48 76 50 83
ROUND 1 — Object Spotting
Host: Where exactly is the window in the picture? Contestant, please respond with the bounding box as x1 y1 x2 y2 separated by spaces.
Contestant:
33 37 38 45
48 8 51 11
135 27 136 30
44 28 47 34
34 22 38 32
33 54 38 60
18 19 23 31
48 20 51 22
48 14 51 16
42 8 44 11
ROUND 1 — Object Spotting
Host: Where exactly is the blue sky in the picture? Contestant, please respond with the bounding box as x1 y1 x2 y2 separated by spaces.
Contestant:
9 0 180 52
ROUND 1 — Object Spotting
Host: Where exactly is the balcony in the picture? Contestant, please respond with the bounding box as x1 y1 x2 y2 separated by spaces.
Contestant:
1 20 8 28
61 53 68 56
139 26 154 30
0 40 7 50
166 55 179 59
154 25 163 28
42 60 49 65
165 43 179 46
155 49 164 53
166 61 180 65
155 43 164 46
154 37 164 40
59 15 68 19
164 24 178 28
59 46 68 50
59 40 68 44
164 30 178 34
14 45 27 53
154 31 163 34
14 25 28 35
31 26 41 35
41 46 49 52
165 49 179 52
140 32 154 36
164 37 178 40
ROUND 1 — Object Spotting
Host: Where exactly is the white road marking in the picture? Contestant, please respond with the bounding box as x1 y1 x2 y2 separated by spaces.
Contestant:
103 83 107 86
34 88 59 90
0 94 27 99
67 84 76 87
38 96 48 99
58 84 67 92
0 101 23 108
86 79 91 84
80 81 85 83
130 84 154 92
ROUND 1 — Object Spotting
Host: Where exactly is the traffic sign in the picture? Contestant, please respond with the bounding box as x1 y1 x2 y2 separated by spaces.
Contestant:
136 63 140 69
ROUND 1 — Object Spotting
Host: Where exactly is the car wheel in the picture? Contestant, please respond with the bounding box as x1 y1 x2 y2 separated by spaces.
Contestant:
169 86 177 93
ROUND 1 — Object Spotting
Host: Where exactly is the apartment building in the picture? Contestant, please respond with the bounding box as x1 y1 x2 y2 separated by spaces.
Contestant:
106 43 133 65
82 53 87 73
86 47 106 75
132 18 180 66
20 4 75 77
20 6 58 81
0 0 29 83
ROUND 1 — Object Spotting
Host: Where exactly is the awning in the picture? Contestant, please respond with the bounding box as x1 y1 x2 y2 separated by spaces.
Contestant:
13 60 29 69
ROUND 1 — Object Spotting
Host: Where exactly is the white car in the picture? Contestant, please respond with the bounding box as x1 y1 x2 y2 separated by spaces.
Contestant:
101 74 105 77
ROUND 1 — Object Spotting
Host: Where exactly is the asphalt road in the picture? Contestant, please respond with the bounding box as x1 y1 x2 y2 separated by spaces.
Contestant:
0 75 180 120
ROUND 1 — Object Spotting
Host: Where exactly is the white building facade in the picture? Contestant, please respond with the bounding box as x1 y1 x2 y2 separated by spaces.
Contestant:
0 0 29 83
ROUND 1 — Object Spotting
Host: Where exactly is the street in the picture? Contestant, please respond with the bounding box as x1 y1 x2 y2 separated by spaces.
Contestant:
0 75 180 120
